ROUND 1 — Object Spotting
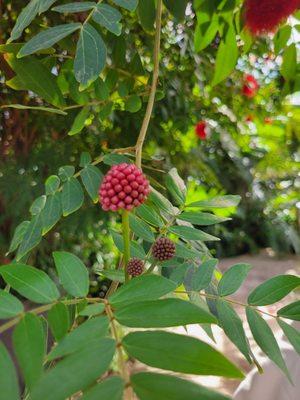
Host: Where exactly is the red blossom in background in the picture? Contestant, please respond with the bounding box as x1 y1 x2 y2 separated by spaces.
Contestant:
99 163 150 212
195 121 208 140
245 115 254 123
244 0 299 36
242 74 259 98
264 117 272 124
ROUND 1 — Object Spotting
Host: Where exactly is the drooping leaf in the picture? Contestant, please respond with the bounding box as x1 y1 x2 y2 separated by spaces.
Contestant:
192 259 218 291
47 316 109 360
1 104 66 114
16 215 43 260
41 192 62 234
148 188 175 215
13 313 46 390
187 195 241 209
129 214 155 242
123 331 244 378
52 2 96 13
0 290 24 319
194 12 219 52
81 376 124 400
31 339 115 400
48 302 70 342
9 0 40 42
115 298 217 327
61 177 84 216
131 372 230 400
0 342 20 400
0 264 60 304
246 307 291 381
281 43 297 80
5 54 65 108
137 0 156 31
111 0 138 12
18 23 81 58
93 4 122 36
218 263 252 296
277 319 300 355
110 274 176 306
74 23 107 87
80 164 103 203
277 301 300 321
248 275 300 306
68 107 90 136
8 220 30 253
53 251 89 298
216 299 252 363
168 226 219 242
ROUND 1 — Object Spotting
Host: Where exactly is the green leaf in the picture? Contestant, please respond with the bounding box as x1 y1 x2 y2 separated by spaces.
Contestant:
79 303 105 317
18 23 81 58
278 301 300 321
74 23 107 87
53 2 96 13
192 259 218 291
246 307 290 381
41 192 62 234
163 0 188 20
93 4 122 36
115 298 217 327
123 331 243 378
80 165 103 203
0 264 60 304
168 226 220 242
218 263 252 296
212 24 238 86
175 242 200 259
216 300 252 363
131 372 230 400
129 214 154 242
8 220 30 253
38 0 58 14
110 274 176 307
94 78 110 100
281 43 297 80
136 204 164 227
125 95 142 112
103 153 131 166
165 168 186 205
48 302 70 341
137 0 155 31
5 54 65 108
16 215 43 260
0 342 20 400
194 13 219 52
31 339 115 400
0 290 24 319
61 177 84 216
58 165 75 181
187 195 241 209
79 152 92 167
53 251 89 298
98 269 125 283
30 196 46 216
1 104 67 115
277 319 300 355
148 188 175 215
81 376 124 400
111 0 138 12
248 275 300 306
68 107 90 136
45 175 60 195
47 316 109 361
13 313 45 390
178 211 230 226
9 0 40 42
111 231 146 258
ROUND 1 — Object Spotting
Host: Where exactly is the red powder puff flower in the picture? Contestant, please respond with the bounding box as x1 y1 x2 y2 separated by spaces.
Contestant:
242 74 259 98
244 0 299 36
195 121 208 140
99 163 150 212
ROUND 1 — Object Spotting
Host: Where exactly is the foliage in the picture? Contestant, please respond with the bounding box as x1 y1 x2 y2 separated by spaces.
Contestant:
0 1 299 399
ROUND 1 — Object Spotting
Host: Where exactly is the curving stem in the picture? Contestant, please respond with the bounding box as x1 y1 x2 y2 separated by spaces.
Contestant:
122 210 131 282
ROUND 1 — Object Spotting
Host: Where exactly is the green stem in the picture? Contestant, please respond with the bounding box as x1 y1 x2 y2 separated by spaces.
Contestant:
122 210 131 282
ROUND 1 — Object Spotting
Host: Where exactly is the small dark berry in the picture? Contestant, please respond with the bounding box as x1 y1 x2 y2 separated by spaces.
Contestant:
127 258 144 277
152 237 176 261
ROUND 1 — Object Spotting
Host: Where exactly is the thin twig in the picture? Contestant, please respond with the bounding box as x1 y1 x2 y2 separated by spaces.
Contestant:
135 0 162 168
